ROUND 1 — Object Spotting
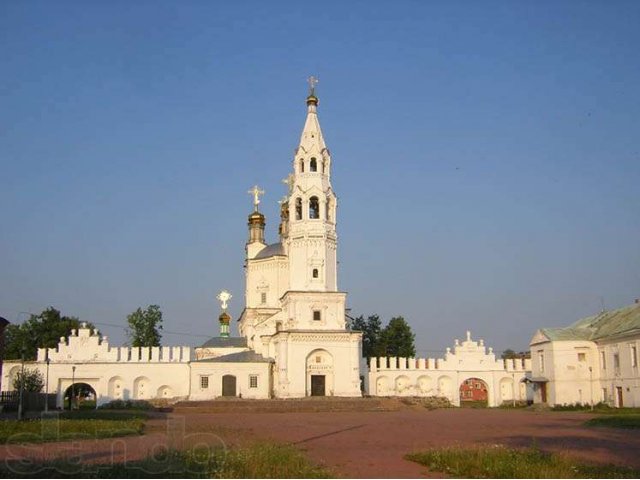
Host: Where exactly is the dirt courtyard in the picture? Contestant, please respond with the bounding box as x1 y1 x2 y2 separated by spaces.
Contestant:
2 407 639 478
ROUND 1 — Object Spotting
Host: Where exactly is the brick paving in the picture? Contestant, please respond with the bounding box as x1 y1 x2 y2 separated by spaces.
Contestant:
1 406 639 478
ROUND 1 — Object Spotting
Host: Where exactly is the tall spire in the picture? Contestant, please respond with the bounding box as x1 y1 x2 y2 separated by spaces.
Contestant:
299 76 326 153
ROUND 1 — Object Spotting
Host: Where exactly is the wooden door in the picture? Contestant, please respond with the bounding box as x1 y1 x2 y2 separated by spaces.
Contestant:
540 383 547 403
222 375 236 397
616 387 623 408
311 375 325 396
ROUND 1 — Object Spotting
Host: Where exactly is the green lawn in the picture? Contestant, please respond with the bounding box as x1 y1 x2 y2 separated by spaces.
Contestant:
0 413 145 444
406 446 640 478
0 443 331 479
585 415 640 429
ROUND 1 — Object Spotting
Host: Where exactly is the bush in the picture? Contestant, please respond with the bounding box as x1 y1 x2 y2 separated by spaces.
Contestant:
98 399 155 410
399 396 453 409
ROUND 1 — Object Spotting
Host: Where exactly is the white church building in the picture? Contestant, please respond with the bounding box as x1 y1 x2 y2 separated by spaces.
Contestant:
3 82 532 408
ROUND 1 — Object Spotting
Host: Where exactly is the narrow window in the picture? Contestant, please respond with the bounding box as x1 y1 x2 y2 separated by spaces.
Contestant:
295 198 302 220
299 159 304 173
249 375 258 388
601 351 606 370
538 352 545 373
613 353 620 372
602 387 607 402
200 376 209 389
631 345 638 368
310 157 317 172
313 310 321 321
261 292 267 304
326 198 331 221
309 196 319 219
312 268 319 279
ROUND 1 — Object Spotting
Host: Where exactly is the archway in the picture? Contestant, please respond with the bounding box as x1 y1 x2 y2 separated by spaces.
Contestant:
438 375 453 401
157 385 173 399
64 383 97 410
222 375 236 397
108 376 125 400
395 375 412 396
306 349 334 396
376 376 389 396
417 375 433 395
133 376 151 399
459 377 489 407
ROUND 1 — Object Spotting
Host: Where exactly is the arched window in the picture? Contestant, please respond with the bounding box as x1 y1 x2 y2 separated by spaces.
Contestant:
299 159 305 173
326 198 332 221
310 157 317 172
312 268 319 278
309 196 319 219
295 197 302 220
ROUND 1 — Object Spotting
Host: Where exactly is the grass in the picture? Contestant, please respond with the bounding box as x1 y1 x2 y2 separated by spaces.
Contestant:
0 415 145 444
585 415 640 429
551 403 640 414
406 445 640 478
0 443 331 478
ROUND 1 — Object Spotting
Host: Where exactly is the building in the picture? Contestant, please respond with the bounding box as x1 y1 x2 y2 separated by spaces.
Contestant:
2 82 532 409
366 331 532 407
529 300 640 407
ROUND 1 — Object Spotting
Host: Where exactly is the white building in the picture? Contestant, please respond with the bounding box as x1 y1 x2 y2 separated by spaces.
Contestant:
529 300 640 407
2 82 533 408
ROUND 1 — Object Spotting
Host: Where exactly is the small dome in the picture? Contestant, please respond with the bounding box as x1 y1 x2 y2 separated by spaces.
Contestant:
306 94 318 106
248 211 265 225
218 312 231 324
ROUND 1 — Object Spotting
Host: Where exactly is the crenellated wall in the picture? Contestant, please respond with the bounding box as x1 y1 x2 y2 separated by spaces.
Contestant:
366 332 533 407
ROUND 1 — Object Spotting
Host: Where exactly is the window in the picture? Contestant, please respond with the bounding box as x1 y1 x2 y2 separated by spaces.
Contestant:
295 198 302 220
309 196 320 219
613 353 620 373
631 345 638 368
249 375 258 388
299 159 304 173
316 355 322 363
200 376 209 389
538 352 545 373
312 268 319 278
310 157 317 172
577 352 586 362
602 387 607 402
261 292 267 304
313 310 321 321
600 351 606 370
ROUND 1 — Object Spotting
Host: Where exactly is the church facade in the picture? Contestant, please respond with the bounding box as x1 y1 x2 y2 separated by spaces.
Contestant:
2 84 534 408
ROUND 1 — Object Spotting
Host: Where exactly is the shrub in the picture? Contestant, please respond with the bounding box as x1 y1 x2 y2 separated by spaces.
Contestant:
98 399 155 410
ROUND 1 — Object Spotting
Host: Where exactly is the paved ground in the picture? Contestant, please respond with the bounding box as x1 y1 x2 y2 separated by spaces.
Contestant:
2 408 640 478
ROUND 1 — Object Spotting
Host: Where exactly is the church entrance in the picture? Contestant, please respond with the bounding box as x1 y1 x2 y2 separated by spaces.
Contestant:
311 375 326 396
222 375 236 397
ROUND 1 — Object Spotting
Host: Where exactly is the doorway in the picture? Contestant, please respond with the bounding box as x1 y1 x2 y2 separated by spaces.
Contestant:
311 375 325 396
540 383 547 403
222 375 236 397
616 386 624 408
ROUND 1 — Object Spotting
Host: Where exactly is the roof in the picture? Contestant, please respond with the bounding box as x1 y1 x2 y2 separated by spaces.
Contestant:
195 351 273 363
539 302 640 342
254 242 285 260
199 337 247 348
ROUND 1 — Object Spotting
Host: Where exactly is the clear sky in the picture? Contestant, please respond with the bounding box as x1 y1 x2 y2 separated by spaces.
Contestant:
2 0 639 355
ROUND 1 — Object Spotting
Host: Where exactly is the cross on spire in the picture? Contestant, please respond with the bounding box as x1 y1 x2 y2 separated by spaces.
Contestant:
307 75 318 96
248 185 265 212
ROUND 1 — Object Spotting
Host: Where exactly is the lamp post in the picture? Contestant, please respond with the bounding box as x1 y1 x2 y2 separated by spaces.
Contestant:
17 346 25 420
589 366 594 411
71 366 76 411
44 357 50 413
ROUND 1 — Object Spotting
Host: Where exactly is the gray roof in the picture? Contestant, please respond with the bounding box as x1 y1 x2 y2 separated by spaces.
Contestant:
540 302 640 342
199 337 247 348
254 242 285 260
196 351 274 363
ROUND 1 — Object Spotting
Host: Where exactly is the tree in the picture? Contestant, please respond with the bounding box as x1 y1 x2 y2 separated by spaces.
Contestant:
350 314 416 358
4 307 93 360
382 316 416 357
501 349 517 359
349 314 384 358
13 368 44 392
127 305 163 347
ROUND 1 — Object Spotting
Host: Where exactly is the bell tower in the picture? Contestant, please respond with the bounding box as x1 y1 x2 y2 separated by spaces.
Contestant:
285 77 338 293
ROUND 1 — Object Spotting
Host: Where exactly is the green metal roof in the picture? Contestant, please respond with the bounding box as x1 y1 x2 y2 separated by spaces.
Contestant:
541 302 640 342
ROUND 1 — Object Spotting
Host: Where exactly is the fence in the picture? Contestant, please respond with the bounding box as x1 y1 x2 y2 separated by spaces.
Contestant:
0 391 57 412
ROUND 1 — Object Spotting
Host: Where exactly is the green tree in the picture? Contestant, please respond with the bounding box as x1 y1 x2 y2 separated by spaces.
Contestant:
4 307 92 360
382 316 416 357
13 368 44 392
350 314 385 358
127 305 163 347
501 349 517 359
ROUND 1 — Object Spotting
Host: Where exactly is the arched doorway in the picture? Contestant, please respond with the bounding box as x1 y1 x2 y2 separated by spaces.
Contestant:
459 378 489 407
64 383 97 410
306 349 334 396
222 375 236 397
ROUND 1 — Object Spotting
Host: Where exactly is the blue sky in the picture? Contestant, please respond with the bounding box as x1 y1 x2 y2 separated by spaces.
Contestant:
1 1 639 355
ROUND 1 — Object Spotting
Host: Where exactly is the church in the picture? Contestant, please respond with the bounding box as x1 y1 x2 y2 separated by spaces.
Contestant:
3 81 533 408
